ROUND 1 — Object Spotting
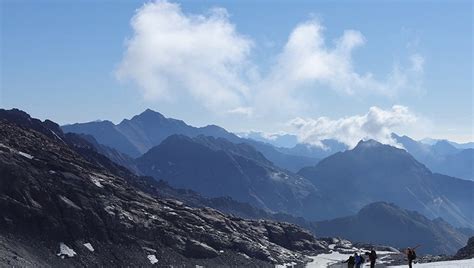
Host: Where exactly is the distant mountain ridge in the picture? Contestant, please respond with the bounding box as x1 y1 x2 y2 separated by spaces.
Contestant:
392 134 474 181
314 202 471 255
62 109 240 158
63 110 473 226
135 134 321 216
62 109 319 171
241 131 473 181
298 139 474 228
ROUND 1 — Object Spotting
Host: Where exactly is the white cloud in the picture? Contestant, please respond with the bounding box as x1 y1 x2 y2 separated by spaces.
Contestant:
227 106 253 117
289 105 418 148
117 2 424 120
264 20 424 99
116 1 253 112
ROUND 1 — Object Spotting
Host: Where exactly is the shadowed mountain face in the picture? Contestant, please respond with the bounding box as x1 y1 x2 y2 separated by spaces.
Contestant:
298 140 474 228
314 202 470 255
393 134 474 181
0 109 328 266
136 135 321 216
454 236 474 260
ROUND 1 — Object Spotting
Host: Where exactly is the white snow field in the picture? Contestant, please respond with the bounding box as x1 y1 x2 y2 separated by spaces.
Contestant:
277 251 474 268
388 258 474 267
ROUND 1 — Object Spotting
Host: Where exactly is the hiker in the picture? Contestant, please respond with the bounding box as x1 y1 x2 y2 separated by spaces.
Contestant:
368 249 377 268
354 252 365 268
343 255 355 268
406 246 420 268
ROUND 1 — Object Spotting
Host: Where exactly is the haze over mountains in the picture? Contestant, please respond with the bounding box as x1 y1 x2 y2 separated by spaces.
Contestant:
298 139 474 228
314 202 472 254
242 131 474 181
135 134 319 215
62 109 474 226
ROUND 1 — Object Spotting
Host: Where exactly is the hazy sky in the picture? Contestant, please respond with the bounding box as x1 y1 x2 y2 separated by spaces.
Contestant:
1 0 473 144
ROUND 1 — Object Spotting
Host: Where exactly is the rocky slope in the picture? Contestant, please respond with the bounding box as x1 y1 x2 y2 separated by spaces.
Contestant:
454 236 474 260
0 109 327 266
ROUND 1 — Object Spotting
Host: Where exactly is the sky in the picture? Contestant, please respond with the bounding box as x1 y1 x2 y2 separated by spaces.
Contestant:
1 0 473 146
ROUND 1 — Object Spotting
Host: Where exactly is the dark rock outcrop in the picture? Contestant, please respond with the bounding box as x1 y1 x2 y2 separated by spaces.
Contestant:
454 237 474 260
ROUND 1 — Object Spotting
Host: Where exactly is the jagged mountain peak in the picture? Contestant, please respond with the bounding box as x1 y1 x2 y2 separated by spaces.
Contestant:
0 108 64 142
354 139 383 148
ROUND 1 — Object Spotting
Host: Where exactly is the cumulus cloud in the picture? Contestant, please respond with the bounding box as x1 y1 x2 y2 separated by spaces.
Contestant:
227 106 253 117
116 1 253 112
289 105 418 148
263 20 424 99
117 1 424 119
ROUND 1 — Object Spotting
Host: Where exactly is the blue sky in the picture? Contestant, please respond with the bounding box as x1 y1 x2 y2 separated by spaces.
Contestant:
1 0 472 145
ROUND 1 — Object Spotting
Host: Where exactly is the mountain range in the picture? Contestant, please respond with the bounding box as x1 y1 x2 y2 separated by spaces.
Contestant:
0 108 327 266
1 108 473 262
63 109 474 229
135 134 320 215
299 139 474 228
63 109 319 172
393 134 474 181
242 131 474 181
314 202 472 254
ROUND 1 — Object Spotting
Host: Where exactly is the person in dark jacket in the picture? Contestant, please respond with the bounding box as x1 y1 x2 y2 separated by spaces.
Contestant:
368 249 377 268
343 255 355 268
354 253 364 268
406 246 419 268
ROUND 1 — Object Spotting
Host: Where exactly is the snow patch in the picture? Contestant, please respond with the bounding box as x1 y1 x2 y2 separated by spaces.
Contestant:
57 243 77 258
59 195 81 210
269 171 289 181
305 252 349 267
275 261 297 268
18 151 33 159
83 243 94 252
0 143 12 151
89 176 104 188
147 254 158 264
50 130 65 142
388 258 474 267
142 246 157 253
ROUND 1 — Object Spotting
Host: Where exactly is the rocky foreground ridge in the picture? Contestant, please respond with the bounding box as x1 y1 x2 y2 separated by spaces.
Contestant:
0 109 327 267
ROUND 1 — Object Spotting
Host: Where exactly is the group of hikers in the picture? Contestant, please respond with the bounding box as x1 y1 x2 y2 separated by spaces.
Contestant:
342 246 419 268
343 250 377 268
